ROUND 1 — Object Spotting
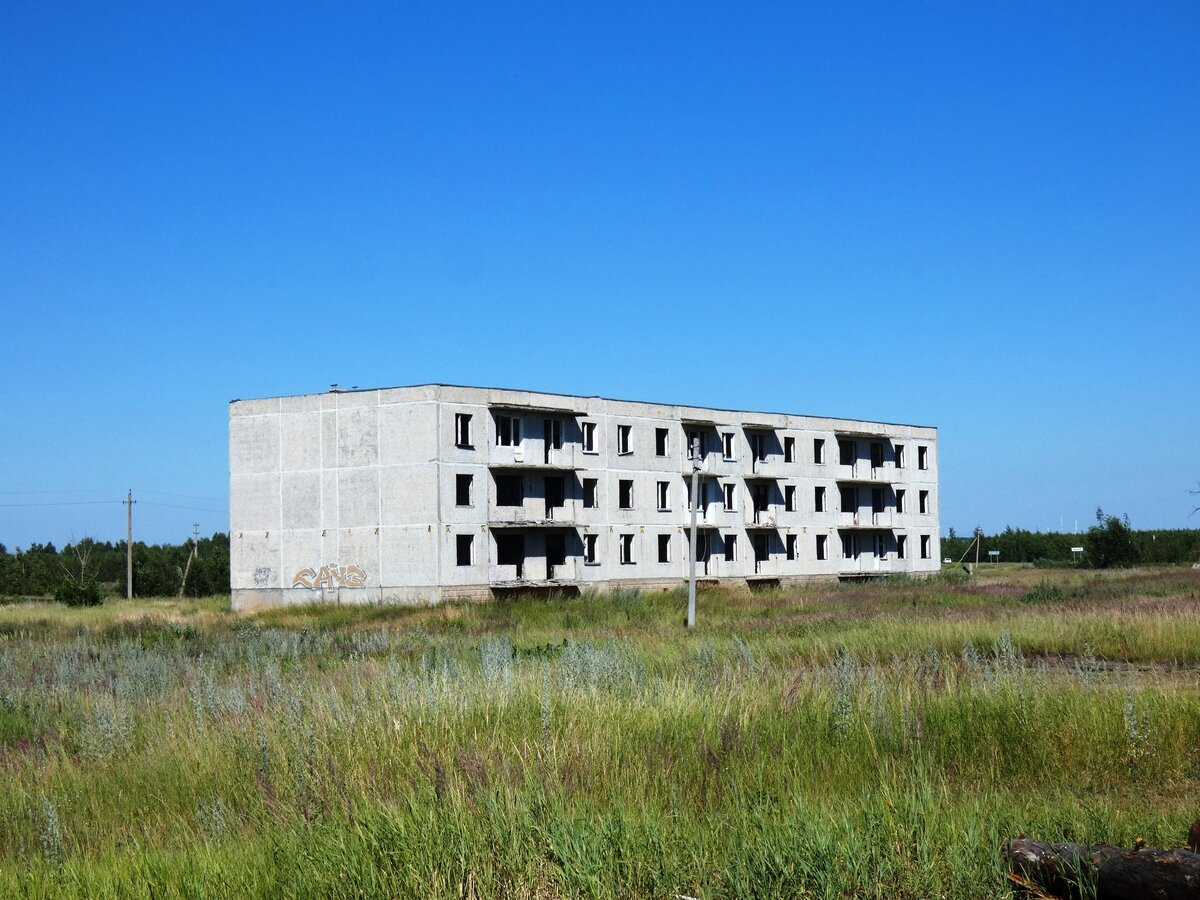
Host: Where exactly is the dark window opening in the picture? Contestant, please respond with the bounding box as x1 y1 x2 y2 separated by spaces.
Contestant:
456 534 473 566
496 475 523 507
618 479 634 510
838 439 855 466
583 478 598 509
655 428 669 456
496 534 525 578
454 414 472 448
620 534 635 564
658 534 671 563
455 473 473 507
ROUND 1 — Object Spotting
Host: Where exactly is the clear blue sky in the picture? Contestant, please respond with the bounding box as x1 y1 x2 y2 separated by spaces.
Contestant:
2 2 1197 548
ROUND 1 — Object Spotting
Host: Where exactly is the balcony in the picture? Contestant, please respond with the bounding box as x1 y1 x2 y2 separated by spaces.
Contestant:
489 506 578 527
745 509 778 529
490 443 580 470
681 452 739 478
489 557 580 586
837 558 898 576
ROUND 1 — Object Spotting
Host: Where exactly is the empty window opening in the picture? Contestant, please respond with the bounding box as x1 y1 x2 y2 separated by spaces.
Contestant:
724 535 737 562
722 432 735 460
920 535 931 559
454 413 472 448
583 533 598 564
688 430 709 459
815 486 827 513
617 424 632 455
873 533 887 559
749 432 766 462
842 534 858 559
816 534 828 560
545 477 565 517
918 446 929 470
618 479 634 510
496 534 525 578
656 481 670 511
786 533 797 560
581 421 596 453
919 490 930 514
784 436 795 463
870 442 884 469
895 444 906 469
840 485 858 513
655 428 669 457
896 489 906 514
753 533 769 562
723 483 736 511
871 487 885 515
496 475 523 507
752 484 769 522
619 534 635 564
496 415 521 447
897 534 907 559
543 419 563 462
455 473 473 507
814 438 826 465
784 485 796 512
456 534 474 567
658 534 671 563
546 534 566 579
583 478 598 509
838 439 856 466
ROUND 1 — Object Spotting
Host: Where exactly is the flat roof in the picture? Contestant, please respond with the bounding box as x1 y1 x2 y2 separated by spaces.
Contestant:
231 382 936 431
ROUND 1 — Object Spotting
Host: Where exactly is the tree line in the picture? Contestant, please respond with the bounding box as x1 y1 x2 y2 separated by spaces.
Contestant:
942 513 1200 568
0 534 230 600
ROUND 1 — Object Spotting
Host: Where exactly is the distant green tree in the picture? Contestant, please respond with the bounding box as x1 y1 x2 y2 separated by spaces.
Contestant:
1085 508 1140 569
54 538 104 607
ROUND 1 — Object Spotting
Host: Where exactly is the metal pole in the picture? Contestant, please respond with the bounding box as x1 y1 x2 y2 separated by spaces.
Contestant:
126 489 133 599
687 438 700 628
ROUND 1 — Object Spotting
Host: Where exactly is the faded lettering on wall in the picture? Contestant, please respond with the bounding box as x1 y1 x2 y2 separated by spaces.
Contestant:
291 564 367 589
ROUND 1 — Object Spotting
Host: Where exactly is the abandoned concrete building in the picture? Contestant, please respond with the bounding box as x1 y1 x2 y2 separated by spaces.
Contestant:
229 384 940 609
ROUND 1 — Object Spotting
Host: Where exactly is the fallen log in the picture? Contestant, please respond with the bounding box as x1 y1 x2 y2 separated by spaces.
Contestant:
1003 829 1200 900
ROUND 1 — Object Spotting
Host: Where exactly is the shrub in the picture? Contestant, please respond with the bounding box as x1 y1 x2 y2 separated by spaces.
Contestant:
54 577 103 607
1022 581 1066 604
1085 510 1140 569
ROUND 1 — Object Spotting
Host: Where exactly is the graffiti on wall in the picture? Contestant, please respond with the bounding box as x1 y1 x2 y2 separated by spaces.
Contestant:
291 564 367 590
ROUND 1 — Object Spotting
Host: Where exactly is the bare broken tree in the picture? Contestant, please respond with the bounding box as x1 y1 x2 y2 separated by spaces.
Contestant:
57 536 95 586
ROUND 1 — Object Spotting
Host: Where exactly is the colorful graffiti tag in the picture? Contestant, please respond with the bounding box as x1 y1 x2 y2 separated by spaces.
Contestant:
291 564 367 590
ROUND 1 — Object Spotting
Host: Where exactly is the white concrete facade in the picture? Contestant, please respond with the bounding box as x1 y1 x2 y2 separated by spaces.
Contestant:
229 384 940 609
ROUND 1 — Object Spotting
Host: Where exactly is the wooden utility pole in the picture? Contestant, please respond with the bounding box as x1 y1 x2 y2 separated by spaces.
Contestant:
179 523 200 598
687 437 700 628
125 490 135 599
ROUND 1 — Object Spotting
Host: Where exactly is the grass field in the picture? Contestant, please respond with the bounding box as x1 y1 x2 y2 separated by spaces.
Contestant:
2 565 1199 898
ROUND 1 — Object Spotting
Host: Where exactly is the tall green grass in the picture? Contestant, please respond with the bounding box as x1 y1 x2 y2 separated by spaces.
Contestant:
1 569 1198 897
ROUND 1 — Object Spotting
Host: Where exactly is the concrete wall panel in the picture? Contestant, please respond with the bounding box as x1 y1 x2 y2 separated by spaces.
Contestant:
336 407 378 467
230 473 280 531
338 467 380 527
280 412 321 471
230 415 279 475
282 471 321 530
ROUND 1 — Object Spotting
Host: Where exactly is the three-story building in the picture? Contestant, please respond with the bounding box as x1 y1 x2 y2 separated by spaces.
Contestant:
229 384 939 609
